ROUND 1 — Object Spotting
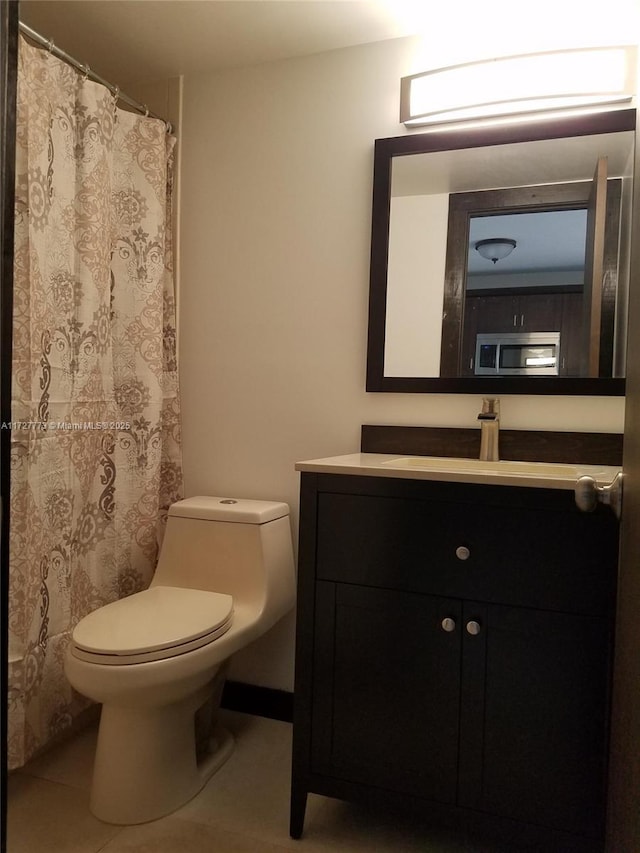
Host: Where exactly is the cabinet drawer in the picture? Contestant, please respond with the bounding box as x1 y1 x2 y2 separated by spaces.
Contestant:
316 492 617 615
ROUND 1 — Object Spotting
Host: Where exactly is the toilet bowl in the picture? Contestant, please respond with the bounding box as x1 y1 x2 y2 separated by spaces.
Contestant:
64 496 296 825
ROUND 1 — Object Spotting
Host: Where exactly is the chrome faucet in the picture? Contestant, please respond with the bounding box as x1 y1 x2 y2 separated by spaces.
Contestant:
478 398 500 462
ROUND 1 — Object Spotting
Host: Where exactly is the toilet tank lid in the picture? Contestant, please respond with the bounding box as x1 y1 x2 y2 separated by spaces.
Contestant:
169 496 290 524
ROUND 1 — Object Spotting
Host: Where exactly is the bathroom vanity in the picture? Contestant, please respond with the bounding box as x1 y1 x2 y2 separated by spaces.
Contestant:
290 454 621 851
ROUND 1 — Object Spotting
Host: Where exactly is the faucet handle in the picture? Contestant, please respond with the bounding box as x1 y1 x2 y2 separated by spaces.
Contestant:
479 397 500 418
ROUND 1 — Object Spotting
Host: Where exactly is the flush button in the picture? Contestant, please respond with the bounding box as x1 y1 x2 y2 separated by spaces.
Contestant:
455 546 470 561
220 499 238 505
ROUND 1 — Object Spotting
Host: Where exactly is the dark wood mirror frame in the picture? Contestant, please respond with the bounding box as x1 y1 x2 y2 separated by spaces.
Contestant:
366 109 636 395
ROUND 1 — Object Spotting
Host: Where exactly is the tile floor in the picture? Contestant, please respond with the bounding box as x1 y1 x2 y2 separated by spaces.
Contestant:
7 710 523 853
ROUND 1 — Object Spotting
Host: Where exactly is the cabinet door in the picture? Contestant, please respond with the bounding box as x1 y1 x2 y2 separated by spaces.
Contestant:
560 291 583 376
474 294 519 333
311 582 462 804
460 297 480 375
471 604 610 839
517 292 563 331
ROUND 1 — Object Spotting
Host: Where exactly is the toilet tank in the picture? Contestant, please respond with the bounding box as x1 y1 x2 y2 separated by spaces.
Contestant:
151 497 295 622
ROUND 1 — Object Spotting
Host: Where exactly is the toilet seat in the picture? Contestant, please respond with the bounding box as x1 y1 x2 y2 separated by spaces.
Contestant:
70 585 234 665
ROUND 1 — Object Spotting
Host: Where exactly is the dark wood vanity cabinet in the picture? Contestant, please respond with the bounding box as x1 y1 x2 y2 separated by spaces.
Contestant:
291 473 619 850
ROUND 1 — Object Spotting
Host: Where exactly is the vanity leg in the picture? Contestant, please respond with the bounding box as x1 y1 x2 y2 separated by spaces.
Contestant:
289 782 307 839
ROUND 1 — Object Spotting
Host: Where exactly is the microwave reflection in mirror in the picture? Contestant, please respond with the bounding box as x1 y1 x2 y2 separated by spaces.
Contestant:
475 333 560 376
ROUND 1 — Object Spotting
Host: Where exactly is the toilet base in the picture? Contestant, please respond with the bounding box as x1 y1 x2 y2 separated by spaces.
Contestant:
90 696 234 825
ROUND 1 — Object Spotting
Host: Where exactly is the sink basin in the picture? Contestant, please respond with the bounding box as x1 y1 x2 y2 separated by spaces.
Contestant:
380 456 611 480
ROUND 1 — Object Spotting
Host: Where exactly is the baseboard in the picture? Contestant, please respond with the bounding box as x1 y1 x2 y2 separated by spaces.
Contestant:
221 680 293 723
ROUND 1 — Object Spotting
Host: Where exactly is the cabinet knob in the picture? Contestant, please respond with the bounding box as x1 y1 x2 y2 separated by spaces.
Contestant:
455 546 470 561
441 617 456 633
466 620 481 636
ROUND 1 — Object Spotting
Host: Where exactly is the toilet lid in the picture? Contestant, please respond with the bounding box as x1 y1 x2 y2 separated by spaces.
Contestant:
72 585 234 659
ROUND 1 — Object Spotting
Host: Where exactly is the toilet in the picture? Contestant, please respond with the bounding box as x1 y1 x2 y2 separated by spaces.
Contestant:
64 496 296 825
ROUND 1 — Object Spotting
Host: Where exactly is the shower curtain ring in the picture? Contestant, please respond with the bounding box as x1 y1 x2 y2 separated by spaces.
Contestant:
143 104 149 117
46 38 55 53
112 85 120 103
81 62 91 81
165 121 173 134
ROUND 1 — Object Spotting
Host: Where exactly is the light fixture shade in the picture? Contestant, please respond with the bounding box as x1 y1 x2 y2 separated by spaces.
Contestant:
400 47 635 127
475 238 517 264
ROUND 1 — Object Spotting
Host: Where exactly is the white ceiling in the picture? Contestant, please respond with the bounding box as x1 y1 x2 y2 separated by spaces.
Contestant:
19 0 640 90
19 0 418 84
391 132 636 198
468 210 588 275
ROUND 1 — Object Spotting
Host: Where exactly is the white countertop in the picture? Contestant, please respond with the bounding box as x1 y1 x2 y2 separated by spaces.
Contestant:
295 453 622 491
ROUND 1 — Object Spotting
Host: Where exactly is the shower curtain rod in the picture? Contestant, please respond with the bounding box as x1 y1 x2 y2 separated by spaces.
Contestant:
18 21 173 132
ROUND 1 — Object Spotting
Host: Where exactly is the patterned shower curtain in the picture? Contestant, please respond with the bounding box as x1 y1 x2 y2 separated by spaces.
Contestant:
7 37 184 769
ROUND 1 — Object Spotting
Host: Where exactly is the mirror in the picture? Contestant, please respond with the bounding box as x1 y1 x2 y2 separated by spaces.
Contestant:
366 109 635 394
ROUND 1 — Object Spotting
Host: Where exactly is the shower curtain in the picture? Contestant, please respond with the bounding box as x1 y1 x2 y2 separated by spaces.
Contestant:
7 37 183 769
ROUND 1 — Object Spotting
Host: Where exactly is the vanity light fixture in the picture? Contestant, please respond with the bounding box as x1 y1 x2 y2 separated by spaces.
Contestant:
475 238 517 264
400 46 635 127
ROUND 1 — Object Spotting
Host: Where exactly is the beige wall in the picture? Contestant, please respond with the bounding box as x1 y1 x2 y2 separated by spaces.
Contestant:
179 36 625 690
385 193 448 376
